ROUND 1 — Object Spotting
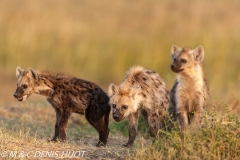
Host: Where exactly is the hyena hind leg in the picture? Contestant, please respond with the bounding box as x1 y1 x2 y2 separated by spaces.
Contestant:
87 112 110 147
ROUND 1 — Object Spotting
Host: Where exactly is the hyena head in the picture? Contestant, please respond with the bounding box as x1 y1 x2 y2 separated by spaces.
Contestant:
170 45 205 73
108 84 141 122
14 66 39 101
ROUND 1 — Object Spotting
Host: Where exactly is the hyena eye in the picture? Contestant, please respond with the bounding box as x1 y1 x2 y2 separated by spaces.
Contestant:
122 105 128 110
181 59 187 63
22 84 28 89
173 58 177 62
112 104 116 108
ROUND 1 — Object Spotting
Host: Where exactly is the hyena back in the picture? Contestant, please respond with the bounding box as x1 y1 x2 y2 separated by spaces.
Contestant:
14 67 110 147
169 45 209 130
108 66 169 147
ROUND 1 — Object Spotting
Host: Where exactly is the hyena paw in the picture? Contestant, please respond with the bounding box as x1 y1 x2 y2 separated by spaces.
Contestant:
49 138 58 142
122 143 133 148
96 141 106 147
50 137 66 143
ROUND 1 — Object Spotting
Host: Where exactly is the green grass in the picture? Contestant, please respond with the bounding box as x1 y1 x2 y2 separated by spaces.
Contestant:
110 116 148 136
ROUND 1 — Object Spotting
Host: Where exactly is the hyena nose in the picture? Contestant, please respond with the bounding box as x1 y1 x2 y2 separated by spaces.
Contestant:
13 93 18 98
171 64 175 69
113 114 119 119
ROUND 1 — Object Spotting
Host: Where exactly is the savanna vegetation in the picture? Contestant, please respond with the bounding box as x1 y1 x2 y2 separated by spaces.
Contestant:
0 0 239 159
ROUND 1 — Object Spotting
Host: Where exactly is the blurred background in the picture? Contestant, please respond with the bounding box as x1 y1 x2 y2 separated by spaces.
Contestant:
0 0 239 114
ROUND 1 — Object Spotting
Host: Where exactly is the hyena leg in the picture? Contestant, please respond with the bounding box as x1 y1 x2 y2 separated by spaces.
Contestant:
141 110 158 137
191 106 204 127
177 111 188 131
87 111 110 147
58 111 72 142
190 110 202 128
51 108 62 142
149 117 162 137
191 95 204 127
124 111 139 147
91 117 110 147
100 111 110 146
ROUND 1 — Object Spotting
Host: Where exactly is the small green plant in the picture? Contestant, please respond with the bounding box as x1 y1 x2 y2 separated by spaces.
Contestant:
110 115 148 136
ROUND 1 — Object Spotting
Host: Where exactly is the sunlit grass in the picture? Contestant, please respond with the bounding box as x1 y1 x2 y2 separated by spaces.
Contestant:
129 102 240 160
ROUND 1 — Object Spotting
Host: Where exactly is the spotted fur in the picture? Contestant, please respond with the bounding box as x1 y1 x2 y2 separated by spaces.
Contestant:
14 67 110 147
108 66 169 147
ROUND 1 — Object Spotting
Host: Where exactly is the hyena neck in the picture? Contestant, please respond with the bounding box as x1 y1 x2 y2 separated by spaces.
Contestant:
177 64 204 89
36 72 55 97
133 94 144 111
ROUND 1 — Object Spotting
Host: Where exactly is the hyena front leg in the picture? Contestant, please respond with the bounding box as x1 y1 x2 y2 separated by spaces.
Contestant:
177 106 188 131
178 112 188 130
58 110 72 142
51 108 62 142
124 111 139 147
176 100 188 130
190 110 202 128
142 109 160 137
191 95 204 127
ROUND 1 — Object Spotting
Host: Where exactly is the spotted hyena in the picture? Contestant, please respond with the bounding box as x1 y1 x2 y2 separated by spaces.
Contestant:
108 66 169 147
169 45 209 130
13 67 110 147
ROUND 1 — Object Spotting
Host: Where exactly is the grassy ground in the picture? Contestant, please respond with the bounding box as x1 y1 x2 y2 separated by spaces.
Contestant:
0 0 240 159
0 100 239 159
0 100 150 159
130 101 240 160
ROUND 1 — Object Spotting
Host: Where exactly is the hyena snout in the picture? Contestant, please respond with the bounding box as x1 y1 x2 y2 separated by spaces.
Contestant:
171 64 178 72
13 88 28 101
113 111 123 122
113 112 119 119
13 92 18 98
171 63 183 73
14 88 22 98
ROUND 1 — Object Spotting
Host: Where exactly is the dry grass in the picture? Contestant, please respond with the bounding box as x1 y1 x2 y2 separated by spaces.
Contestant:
0 100 239 159
129 101 240 160
0 101 149 159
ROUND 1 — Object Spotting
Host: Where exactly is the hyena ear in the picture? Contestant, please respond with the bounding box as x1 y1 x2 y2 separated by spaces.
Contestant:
29 68 39 81
193 46 205 62
131 86 141 100
171 45 181 59
108 83 119 97
16 66 24 78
